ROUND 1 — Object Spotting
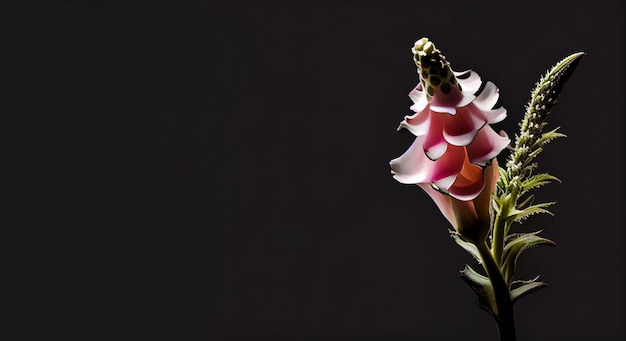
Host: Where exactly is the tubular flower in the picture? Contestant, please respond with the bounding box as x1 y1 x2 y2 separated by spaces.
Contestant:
390 38 510 202
418 159 499 242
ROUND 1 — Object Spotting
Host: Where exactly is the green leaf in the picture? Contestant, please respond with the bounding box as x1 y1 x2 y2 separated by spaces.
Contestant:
519 173 561 197
508 202 555 223
535 127 567 147
511 275 541 285
516 194 535 209
496 166 509 191
450 230 481 264
501 231 556 284
460 265 497 316
511 281 549 304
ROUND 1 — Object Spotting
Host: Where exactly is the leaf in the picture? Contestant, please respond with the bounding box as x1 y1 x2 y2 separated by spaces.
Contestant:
511 275 541 285
517 194 534 209
535 127 567 147
501 231 556 284
450 230 481 264
508 202 555 223
497 166 509 191
460 265 497 316
504 232 530 246
511 281 549 304
519 173 561 197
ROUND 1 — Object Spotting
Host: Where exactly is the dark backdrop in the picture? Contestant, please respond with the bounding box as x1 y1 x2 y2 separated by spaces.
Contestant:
1 1 623 340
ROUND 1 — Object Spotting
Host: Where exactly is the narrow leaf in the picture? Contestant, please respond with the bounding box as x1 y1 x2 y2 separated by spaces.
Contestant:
450 230 481 264
517 194 534 209
504 232 531 246
497 166 509 191
460 265 497 316
520 173 561 196
508 202 555 223
535 127 567 146
511 281 549 304
501 231 556 284
511 275 541 285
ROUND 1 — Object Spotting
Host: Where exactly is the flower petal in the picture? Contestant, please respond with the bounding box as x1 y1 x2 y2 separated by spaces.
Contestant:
473 159 499 225
423 113 448 159
390 138 428 184
398 109 430 136
430 85 466 115
481 107 507 124
454 70 481 94
466 126 510 166
447 155 485 201
409 84 428 112
390 138 465 184
456 92 476 108
432 173 456 192
464 101 507 125
430 145 466 181
443 106 486 146
417 183 457 229
474 81 500 110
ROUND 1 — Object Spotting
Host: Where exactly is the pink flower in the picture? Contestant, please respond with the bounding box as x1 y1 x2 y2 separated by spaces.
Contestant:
390 38 509 202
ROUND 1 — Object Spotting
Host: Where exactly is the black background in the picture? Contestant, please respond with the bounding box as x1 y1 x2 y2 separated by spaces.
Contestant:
1 1 623 340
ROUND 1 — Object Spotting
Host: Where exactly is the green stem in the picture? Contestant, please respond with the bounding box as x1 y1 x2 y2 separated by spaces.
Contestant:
492 185 519 265
491 204 509 266
477 241 516 341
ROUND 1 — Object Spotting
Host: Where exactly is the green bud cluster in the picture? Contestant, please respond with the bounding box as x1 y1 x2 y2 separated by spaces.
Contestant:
412 37 460 98
504 52 585 186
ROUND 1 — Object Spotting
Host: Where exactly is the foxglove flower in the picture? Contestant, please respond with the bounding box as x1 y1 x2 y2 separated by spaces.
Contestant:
388 36 584 341
390 38 509 202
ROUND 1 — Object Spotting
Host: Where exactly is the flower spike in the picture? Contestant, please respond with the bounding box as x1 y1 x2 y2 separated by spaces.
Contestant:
504 52 586 185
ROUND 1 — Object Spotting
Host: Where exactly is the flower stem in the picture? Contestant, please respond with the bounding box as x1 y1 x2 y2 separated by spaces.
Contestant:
491 202 509 265
477 241 516 341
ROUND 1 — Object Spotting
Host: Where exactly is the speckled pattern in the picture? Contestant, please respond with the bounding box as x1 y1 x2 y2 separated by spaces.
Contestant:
412 38 460 98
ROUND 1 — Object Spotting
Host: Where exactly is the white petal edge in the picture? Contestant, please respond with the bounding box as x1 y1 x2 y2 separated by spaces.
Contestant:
409 85 428 112
466 128 511 166
389 138 431 184
482 107 507 124
474 81 500 110
424 139 448 160
430 86 475 114
398 110 430 137
433 174 457 192
454 70 481 94
443 115 486 147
